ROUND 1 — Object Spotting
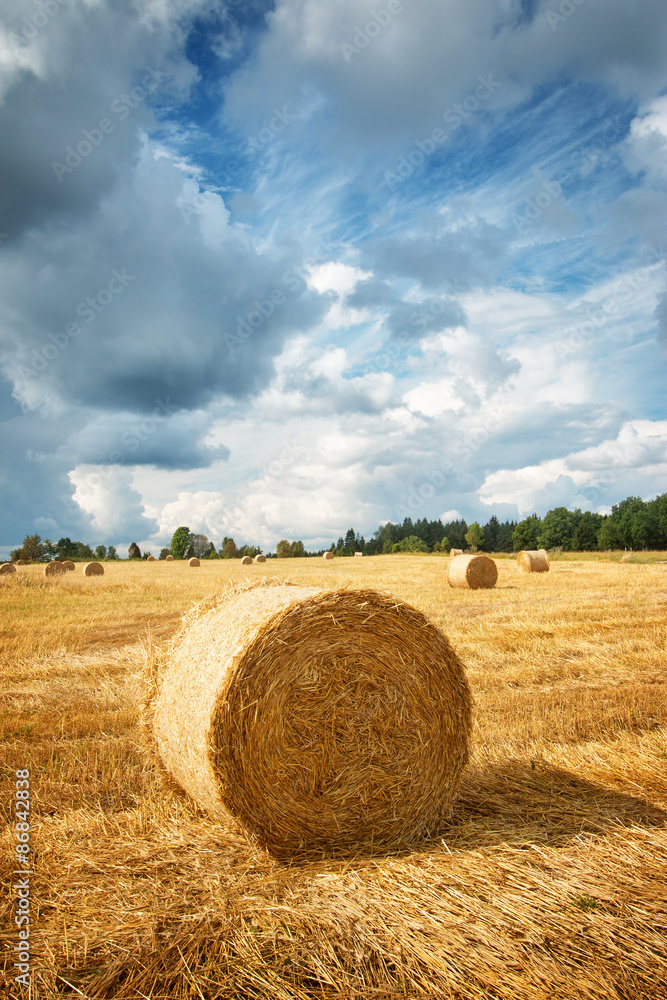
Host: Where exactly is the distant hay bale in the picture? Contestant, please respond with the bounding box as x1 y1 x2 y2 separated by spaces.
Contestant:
165 554 174 561
62 560 75 571
44 561 65 577
450 548 463 557
83 562 104 576
354 551 363 556
517 550 549 573
152 582 471 858
254 554 266 563
323 551 334 560
16 559 27 565
448 553 497 590
1 563 17 575
147 555 156 562
241 556 253 565
188 557 200 567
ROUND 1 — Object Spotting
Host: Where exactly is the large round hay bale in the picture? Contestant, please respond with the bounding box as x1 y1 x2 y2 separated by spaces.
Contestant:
16 559 27 566
448 553 497 589
165 554 174 561
44 561 65 577
1 562 17 575
323 551 334 560
83 562 104 576
517 550 549 573
450 548 463 557
188 557 200 567
62 560 75 571
152 582 471 858
254 554 266 563
147 555 156 562
241 555 253 565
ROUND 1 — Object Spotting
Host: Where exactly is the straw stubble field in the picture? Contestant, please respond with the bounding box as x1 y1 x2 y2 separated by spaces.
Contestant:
1 554 666 999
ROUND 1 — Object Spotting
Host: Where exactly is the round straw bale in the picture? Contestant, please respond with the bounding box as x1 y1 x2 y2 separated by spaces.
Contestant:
44 561 65 577
517 550 549 573
448 553 497 589
62 560 75 571
165 554 174 561
188 557 200 567
254 554 266 563
147 555 156 562
1 562 17 575
450 548 463 557
152 582 472 858
323 551 334 560
241 556 253 565
16 559 27 565
83 561 104 576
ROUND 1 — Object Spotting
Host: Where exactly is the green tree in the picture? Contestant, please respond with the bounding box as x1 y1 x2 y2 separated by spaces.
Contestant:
220 537 238 559
482 515 500 552
513 515 541 552
537 507 576 550
276 539 292 558
106 545 118 560
631 507 659 549
18 534 45 562
94 544 107 560
343 528 357 554
170 526 191 560
56 537 76 560
128 542 141 559
572 512 603 551
392 535 429 553
465 522 484 552
290 540 305 558
159 547 170 560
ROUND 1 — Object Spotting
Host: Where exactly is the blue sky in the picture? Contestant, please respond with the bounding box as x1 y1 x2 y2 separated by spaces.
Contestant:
0 0 666 556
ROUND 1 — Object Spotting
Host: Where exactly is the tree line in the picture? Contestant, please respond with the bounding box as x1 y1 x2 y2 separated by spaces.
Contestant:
8 494 666 563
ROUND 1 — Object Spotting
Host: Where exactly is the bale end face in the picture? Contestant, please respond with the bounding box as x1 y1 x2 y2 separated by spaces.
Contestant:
254 554 266 563
517 550 549 573
450 548 463 558
147 555 156 562
83 562 104 576
16 559 27 565
62 560 75 571
323 551 334 560
1 563 17 575
165 554 175 561
44 561 66 577
241 556 253 565
448 553 497 589
188 557 200 567
153 584 472 858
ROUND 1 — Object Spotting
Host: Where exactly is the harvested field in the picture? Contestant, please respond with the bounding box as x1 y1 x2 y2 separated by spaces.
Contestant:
1 554 666 999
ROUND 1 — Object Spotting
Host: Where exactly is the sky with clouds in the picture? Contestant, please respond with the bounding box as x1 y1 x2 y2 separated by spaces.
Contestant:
1 0 666 556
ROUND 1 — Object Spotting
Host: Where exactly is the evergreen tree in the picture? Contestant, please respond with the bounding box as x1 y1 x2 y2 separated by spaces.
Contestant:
276 539 292 558
128 542 141 559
